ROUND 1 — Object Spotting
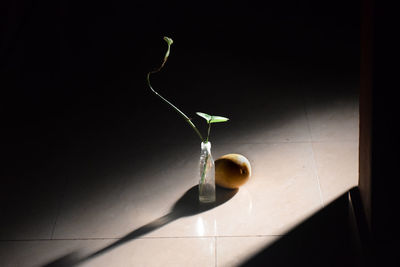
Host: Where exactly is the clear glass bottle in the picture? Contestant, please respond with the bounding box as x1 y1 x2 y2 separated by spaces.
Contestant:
199 141 216 203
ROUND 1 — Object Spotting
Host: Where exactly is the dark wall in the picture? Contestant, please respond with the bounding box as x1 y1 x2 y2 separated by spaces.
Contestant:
1 0 360 99
370 1 400 266
359 0 400 266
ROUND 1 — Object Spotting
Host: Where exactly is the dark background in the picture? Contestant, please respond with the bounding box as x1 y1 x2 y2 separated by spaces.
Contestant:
1 0 360 171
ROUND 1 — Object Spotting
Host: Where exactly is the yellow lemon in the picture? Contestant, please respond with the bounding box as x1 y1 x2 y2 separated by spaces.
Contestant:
215 154 251 189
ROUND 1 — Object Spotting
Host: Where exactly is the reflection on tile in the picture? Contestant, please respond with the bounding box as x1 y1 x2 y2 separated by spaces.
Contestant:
312 142 359 204
206 143 323 236
148 214 218 238
53 141 323 239
217 236 279 267
147 143 323 237
0 238 215 267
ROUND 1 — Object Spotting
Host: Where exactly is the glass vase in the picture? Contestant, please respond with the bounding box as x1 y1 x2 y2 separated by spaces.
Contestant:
199 141 216 203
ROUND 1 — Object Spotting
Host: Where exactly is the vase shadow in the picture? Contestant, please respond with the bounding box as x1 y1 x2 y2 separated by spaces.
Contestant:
42 185 237 267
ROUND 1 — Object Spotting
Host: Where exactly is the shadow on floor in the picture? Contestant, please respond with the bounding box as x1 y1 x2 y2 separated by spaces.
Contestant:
42 185 237 267
240 187 370 267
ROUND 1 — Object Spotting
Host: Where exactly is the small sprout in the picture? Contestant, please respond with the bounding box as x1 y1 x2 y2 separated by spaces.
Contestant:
147 37 229 143
197 112 229 142
163 36 173 45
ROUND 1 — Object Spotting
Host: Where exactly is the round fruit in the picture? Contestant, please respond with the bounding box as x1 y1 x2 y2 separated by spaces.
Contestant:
215 154 251 189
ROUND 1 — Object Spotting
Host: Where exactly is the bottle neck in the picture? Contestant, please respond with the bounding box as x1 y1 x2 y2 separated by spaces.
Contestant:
201 141 211 153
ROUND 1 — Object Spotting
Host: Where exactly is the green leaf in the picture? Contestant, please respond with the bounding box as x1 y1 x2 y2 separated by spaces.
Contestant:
210 115 229 123
196 112 212 122
197 112 229 123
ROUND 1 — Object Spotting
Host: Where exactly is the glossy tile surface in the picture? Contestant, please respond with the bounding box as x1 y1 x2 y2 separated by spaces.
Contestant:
83 238 215 267
312 141 359 204
305 90 359 142
1 85 359 266
217 236 279 267
52 145 200 239
208 143 323 236
0 238 215 267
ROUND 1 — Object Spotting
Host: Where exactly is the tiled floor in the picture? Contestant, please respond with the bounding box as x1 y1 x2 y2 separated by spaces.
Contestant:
0 84 359 266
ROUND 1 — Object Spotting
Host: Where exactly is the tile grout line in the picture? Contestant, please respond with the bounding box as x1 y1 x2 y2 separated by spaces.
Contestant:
50 174 69 239
302 96 325 207
215 236 217 267
309 142 325 207
147 140 358 146
0 235 284 242
301 94 315 145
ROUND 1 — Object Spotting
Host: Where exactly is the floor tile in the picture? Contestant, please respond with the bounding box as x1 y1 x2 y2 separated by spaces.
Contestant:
53 142 323 239
202 143 323 236
0 82 359 266
0 167 66 240
52 144 202 239
84 237 215 267
0 240 87 267
0 237 214 267
312 142 359 204
149 142 323 237
211 93 311 144
305 90 359 142
217 236 279 267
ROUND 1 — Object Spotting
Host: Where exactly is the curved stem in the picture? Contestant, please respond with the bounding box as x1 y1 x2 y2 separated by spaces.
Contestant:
146 38 204 142
147 73 204 142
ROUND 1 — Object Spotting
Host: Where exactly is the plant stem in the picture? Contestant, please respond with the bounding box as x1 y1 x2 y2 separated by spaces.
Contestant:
146 39 204 142
201 124 211 194
147 73 204 142
199 152 209 195
206 122 211 142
